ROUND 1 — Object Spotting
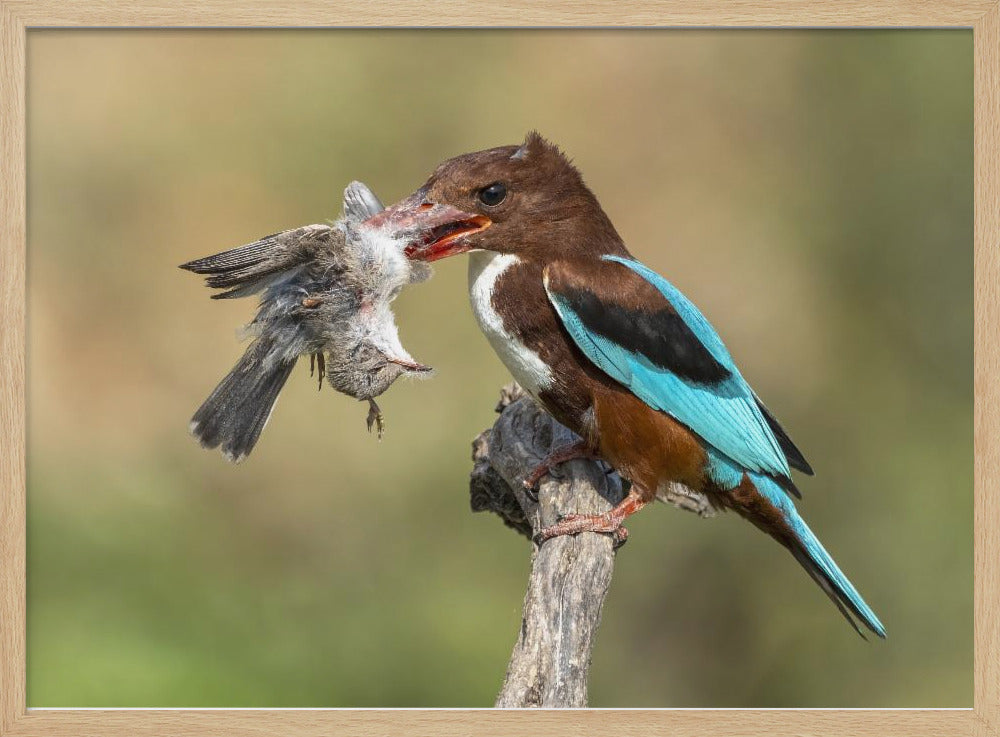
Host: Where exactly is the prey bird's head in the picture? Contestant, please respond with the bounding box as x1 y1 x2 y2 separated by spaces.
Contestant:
371 132 625 264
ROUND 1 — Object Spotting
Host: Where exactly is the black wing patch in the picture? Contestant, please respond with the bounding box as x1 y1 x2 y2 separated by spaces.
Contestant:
557 285 732 385
756 399 814 476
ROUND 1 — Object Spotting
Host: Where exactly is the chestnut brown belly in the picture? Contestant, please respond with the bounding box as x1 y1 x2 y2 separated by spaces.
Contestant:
591 386 707 498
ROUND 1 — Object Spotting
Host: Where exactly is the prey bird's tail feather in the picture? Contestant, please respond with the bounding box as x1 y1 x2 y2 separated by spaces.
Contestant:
739 474 886 639
189 336 296 462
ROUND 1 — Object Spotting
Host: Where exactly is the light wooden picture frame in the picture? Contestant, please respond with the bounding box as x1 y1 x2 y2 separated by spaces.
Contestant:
1 1 997 735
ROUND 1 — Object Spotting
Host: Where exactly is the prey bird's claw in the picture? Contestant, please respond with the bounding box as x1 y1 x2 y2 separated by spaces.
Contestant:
366 399 384 440
313 352 326 391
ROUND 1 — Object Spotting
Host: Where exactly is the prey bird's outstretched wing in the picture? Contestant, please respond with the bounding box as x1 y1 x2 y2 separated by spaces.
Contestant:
342 180 384 223
179 224 343 300
543 255 812 490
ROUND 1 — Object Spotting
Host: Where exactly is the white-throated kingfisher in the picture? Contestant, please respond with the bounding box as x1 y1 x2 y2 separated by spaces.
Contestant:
378 132 885 638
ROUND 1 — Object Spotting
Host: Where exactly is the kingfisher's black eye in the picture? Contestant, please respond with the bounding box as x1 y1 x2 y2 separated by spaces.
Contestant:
478 182 507 207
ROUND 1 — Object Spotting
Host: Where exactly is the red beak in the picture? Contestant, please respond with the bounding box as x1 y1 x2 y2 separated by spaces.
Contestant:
365 192 491 262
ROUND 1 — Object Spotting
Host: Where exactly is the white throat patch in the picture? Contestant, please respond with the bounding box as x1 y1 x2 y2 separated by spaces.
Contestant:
468 252 553 400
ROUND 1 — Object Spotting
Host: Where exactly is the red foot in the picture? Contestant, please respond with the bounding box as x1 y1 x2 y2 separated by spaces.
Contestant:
533 489 649 549
534 512 630 547
522 440 598 491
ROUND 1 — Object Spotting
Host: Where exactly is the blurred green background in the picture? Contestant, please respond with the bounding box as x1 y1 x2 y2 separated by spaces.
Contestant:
26 30 972 707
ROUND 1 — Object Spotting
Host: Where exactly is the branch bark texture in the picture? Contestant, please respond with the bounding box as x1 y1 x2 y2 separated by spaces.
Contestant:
470 385 713 708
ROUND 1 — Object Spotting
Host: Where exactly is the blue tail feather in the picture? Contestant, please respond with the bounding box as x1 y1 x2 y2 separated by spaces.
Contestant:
752 473 886 638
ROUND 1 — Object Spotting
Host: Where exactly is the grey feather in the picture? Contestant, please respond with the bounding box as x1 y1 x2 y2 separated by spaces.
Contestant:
189 333 297 463
181 181 431 461
343 180 385 223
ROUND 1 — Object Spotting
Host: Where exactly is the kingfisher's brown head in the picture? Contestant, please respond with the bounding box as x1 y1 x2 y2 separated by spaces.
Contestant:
372 132 626 264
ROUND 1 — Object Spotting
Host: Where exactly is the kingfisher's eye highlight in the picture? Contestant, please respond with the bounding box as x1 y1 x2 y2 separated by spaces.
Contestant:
478 182 507 207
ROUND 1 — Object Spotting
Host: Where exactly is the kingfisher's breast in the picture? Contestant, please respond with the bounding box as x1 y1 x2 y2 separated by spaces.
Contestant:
468 251 554 401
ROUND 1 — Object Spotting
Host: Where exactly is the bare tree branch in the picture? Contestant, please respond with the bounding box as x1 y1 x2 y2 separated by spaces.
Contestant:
470 384 714 708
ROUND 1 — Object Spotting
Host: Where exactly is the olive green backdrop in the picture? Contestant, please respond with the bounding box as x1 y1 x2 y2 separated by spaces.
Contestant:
26 30 972 707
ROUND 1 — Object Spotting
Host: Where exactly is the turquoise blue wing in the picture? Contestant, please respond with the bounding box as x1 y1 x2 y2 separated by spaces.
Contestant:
543 256 791 482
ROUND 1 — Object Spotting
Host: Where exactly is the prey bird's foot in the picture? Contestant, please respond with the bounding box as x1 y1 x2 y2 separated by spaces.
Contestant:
522 440 599 493
366 399 384 440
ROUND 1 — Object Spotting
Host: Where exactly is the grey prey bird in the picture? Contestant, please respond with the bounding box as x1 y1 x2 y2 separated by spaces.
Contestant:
180 181 467 462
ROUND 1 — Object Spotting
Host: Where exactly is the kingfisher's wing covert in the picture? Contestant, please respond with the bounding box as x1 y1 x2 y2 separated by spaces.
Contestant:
543 255 811 483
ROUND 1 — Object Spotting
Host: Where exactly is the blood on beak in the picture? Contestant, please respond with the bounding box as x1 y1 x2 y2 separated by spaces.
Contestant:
364 193 491 262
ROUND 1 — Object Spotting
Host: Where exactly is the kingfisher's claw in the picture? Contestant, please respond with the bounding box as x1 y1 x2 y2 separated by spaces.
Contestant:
522 482 540 504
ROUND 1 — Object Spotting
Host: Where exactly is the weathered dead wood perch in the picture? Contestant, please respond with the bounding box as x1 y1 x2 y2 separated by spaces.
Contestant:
470 385 714 708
